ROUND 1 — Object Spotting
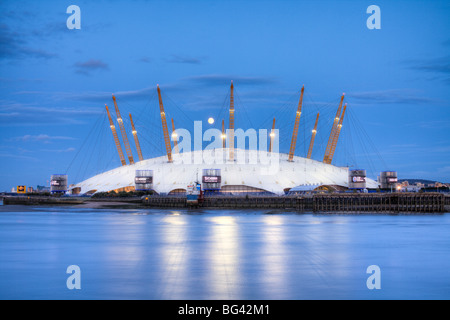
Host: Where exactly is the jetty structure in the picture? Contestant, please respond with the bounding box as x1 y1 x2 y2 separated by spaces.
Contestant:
70 82 380 196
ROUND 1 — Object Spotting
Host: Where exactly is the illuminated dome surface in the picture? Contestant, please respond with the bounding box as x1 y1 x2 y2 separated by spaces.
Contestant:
72 148 378 195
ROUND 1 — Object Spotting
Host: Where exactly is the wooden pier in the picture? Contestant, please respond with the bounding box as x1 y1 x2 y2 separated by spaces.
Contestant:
142 196 187 208
2 193 446 214
143 192 446 214
202 196 310 211
312 193 445 214
2 195 85 205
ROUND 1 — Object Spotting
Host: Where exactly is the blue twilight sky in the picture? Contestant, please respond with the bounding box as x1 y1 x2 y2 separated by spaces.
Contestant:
1 0 449 190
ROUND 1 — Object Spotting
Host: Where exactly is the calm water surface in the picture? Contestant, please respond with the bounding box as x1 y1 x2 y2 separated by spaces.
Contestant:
0 205 449 299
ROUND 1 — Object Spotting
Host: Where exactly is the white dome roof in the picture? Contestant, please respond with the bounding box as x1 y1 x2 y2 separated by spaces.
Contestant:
73 148 378 195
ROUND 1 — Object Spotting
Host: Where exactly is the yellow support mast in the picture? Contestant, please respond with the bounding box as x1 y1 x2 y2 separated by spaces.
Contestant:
157 85 173 163
171 118 178 154
326 104 347 164
269 118 276 153
129 113 144 162
105 105 126 166
307 112 319 159
229 80 235 161
112 95 134 165
323 94 345 163
221 119 226 148
288 85 304 162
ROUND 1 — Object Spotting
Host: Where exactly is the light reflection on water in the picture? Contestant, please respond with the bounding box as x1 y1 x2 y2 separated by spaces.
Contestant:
0 206 449 299
156 214 189 299
207 216 241 299
260 215 289 298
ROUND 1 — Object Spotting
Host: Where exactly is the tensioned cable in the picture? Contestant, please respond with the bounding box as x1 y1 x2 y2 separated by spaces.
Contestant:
234 88 255 130
65 109 105 175
80 113 106 182
214 91 230 131
345 109 377 176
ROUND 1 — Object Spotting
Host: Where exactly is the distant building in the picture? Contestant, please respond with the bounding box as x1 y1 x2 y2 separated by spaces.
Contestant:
36 185 50 193
400 185 420 192
287 184 321 195
11 187 16 193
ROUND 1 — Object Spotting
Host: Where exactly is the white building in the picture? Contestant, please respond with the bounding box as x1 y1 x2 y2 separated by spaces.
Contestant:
71 148 378 195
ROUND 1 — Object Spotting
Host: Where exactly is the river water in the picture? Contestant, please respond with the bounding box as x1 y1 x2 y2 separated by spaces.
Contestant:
0 205 449 300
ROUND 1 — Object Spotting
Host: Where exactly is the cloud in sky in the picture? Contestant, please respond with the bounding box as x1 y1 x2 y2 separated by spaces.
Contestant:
0 112 20 117
74 59 109 75
138 57 151 63
46 75 279 110
404 56 450 85
6 73 279 107
0 100 103 119
346 89 439 105
403 120 450 130
57 86 157 102
0 23 57 60
40 147 76 153
12 134 76 144
183 74 277 87
408 56 450 75
0 152 39 161
0 102 96 127
165 54 205 64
